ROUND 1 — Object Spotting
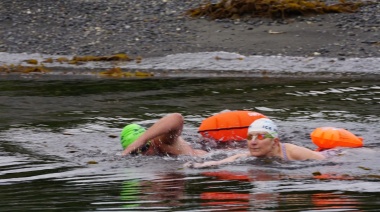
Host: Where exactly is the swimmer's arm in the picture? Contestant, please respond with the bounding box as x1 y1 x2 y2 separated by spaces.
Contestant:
289 145 326 160
184 152 249 168
307 151 326 160
122 113 184 155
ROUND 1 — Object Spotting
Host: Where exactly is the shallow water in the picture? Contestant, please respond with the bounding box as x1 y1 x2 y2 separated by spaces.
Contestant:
0 74 379 211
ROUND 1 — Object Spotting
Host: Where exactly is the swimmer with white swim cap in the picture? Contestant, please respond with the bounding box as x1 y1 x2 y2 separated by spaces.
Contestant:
184 118 326 168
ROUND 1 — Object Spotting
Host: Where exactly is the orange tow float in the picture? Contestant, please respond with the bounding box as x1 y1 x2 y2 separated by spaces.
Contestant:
198 110 266 142
311 127 364 151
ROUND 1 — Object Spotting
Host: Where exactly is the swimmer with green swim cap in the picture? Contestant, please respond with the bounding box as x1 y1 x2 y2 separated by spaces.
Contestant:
120 124 145 149
120 124 152 155
120 113 207 156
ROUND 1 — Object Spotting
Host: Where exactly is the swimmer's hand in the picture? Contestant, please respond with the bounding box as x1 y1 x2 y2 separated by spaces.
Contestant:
183 161 205 169
121 144 141 156
183 161 220 169
121 148 134 156
184 153 248 168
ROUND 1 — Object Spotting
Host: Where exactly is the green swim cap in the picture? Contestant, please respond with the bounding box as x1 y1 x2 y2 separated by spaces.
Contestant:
120 124 146 149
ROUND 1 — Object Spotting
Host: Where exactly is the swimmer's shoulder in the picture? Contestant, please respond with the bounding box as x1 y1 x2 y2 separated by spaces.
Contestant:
284 143 325 160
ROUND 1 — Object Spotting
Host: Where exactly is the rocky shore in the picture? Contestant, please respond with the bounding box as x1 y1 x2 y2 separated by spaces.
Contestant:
0 0 379 59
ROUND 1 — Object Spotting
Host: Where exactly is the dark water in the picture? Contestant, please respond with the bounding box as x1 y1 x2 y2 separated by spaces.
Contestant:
0 75 379 211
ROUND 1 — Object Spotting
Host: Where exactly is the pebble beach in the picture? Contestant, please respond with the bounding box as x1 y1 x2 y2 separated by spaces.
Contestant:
0 0 379 59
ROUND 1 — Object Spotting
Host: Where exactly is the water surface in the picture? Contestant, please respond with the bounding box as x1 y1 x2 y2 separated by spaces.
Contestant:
0 75 379 211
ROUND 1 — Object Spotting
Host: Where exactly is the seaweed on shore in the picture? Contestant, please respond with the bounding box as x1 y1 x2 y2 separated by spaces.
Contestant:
72 53 133 62
43 54 142 65
186 0 370 20
0 64 50 73
0 53 146 76
99 67 153 78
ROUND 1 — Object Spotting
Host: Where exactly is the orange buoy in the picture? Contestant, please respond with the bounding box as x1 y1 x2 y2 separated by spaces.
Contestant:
198 110 267 142
310 127 363 150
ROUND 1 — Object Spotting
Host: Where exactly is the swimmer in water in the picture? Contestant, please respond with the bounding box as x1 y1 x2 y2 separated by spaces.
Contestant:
121 113 207 157
184 118 326 168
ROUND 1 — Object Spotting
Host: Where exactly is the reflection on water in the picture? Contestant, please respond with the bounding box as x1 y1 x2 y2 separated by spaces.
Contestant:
0 76 379 211
117 169 380 211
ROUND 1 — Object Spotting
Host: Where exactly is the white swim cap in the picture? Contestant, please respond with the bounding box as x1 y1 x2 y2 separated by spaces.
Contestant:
248 118 278 138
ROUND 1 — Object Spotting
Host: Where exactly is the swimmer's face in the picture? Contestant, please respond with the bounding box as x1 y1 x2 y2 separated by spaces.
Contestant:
247 131 277 157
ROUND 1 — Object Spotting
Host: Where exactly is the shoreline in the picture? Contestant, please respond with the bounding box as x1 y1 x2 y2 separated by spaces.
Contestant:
1 51 379 79
0 1 379 79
